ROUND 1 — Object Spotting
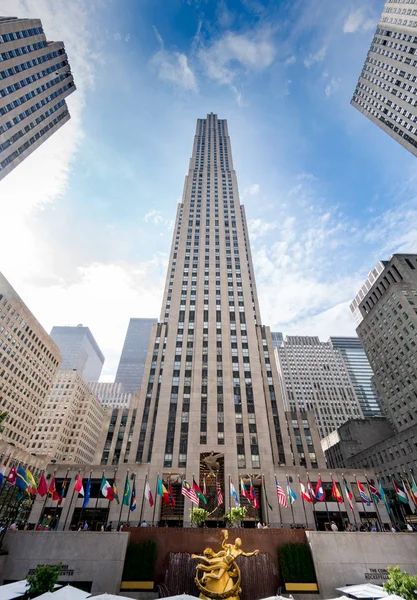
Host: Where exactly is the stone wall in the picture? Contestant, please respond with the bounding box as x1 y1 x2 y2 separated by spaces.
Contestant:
306 531 417 599
0 531 130 595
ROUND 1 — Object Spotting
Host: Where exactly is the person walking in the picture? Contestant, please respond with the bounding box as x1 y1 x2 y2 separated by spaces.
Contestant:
330 521 338 532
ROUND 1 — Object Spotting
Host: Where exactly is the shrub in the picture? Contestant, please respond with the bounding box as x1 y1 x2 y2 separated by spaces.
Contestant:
384 565 417 600
224 506 247 526
190 507 209 526
122 540 157 581
279 543 316 583
26 564 61 597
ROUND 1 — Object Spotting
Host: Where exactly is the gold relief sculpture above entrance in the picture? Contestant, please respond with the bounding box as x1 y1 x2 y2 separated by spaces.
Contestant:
202 451 224 475
192 529 259 600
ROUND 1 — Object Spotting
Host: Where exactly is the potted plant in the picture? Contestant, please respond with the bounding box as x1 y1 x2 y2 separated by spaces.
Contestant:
190 507 209 527
121 540 157 591
279 542 318 592
224 506 247 527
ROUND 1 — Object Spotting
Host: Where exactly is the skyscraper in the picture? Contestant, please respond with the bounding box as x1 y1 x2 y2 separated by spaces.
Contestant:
329 337 382 418
0 17 75 180
276 336 363 438
270 331 284 349
114 318 157 393
50 325 104 382
351 0 417 157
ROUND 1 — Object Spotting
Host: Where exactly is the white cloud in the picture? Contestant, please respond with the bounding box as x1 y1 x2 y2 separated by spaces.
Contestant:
325 77 341 97
284 55 296 66
304 46 327 68
248 218 278 240
343 9 376 34
248 183 260 195
151 27 198 92
198 29 275 102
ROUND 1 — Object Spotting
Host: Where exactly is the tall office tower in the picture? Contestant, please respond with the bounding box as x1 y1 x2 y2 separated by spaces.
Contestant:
350 254 417 432
29 370 104 464
115 318 157 393
88 381 132 409
50 325 104 382
0 272 61 449
351 1 417 157
270 331 284 349
329 337 382 418
0 17 75 180
276 336 363 438
130 113 292 482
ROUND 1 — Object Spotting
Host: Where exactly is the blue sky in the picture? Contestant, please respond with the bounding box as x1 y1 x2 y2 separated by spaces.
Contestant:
1 0 417 380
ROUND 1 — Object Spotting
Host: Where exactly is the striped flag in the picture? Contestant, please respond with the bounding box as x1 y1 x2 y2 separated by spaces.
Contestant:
276 479 288 508
357 480 371 506
299 479 312 503
393 479 408 504
287 478 297 504
181 480 199 505
230 479 240 507
343 477 354 511
216 476 223 506
307 478 317 503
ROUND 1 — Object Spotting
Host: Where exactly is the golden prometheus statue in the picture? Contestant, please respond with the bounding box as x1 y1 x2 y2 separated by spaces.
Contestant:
192 529 259 600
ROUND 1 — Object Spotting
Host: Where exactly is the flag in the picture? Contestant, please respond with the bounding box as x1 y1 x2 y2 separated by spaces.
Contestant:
26 470 37 495
101 475 114 500
16 466 29 493
168 480 176 507
307 478 316 503
331 478 343 504
276 479 288 508
193 478 207 504
59 474 68 506
410 473 417 504
357 480 371 506
113 478 120 505
144 479 154 507
287 478 297 504
240 478 251 502
38 472 48 498
182 480 199 505
157 477 170 504
315 477 325 502
83 477 91 508
130 480 137 511
48 477 60 501
263 480 272 510
343 477 354 511
122 475 131 507
249 478 259 508
367 481 381 503
393 479 408 504
401 478 415 512
203 477 207 497
7 465 16 486
74 473 84 496
299 480 312 503
216 476 224 506
378 479 390 515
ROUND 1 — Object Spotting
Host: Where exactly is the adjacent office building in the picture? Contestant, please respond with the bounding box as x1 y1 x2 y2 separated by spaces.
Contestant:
270 331 284 349
329 337 382 417
0 16 75 180
114 318 157 393
351 0 417 157
0 272 61 450
28 370 104 464
50 325 104 382
276 336 363 438
88 381 132 409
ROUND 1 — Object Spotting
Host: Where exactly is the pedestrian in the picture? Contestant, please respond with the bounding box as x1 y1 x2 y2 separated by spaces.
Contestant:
140 520 148 527
257 521 262 529
9 522 17 531
100 524 104 532
106 521 112 531
83 522 89 531
330 521 338 532
371 523 377 532
406 523 413 532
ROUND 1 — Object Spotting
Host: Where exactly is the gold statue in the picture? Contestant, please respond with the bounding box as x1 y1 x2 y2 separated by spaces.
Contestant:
192 530 259 600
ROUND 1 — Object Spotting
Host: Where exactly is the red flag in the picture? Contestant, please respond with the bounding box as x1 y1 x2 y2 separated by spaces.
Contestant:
74 473 84 496
169 480 176 507
38 473 48 497
307 478 317 503
48 477 60 501
331 478 343 504
300 480 312 503
7 465 17 486
249 479 259 508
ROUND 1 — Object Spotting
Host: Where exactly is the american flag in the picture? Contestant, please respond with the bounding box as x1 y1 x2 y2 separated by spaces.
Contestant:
276 479 288 508
181 480 199 505
216 476 223 506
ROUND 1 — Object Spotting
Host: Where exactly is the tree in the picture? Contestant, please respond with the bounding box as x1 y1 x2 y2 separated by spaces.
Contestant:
384 565 417 600
26 564 61 597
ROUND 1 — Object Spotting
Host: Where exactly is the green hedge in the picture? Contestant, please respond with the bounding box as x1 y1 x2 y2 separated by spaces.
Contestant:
122 541 157 581
279 543 316 583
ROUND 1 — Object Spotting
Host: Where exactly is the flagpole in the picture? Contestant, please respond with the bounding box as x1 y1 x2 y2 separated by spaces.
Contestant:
47 469 57 528
139 474 146 524
36 470 50 529
91 472 102 530
307 474 318 530
229 474 232 514
298 475 308 528
342 473 357 528
262 474 269 526
331 474 344 529
355 474 367 529
77 470 92 530
117 470 129 530
287 476 295 526
274 474 283 527
54 468 69 525
365 473 383 531
63 469 80 531
127 473 136 525
152 473 159 526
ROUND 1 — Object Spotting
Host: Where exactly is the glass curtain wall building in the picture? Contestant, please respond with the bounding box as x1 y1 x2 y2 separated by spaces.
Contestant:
0 16 75 180
329 337 382 418
114 318 157 393
50 325 104 382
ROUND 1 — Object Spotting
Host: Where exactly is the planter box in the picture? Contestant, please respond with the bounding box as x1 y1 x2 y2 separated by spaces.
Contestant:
285 583 319 592
121 581 154 590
